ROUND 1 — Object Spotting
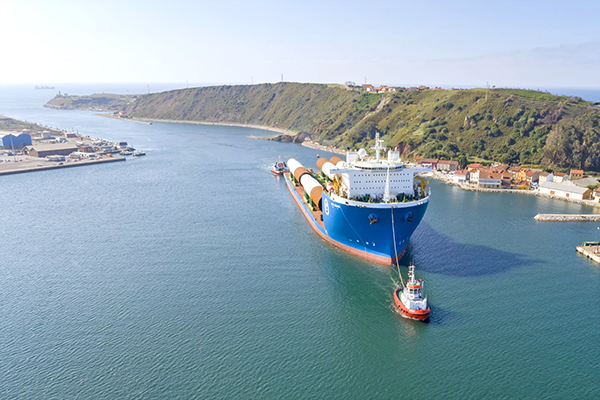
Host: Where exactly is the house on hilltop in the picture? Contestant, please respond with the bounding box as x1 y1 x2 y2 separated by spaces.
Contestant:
362 84 375 92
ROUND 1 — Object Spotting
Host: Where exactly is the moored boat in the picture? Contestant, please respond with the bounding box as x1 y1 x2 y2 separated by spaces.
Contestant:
393 265 430 321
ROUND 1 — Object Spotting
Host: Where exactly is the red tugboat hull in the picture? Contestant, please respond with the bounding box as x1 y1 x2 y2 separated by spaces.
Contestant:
271 168 284 175
393 288 430 321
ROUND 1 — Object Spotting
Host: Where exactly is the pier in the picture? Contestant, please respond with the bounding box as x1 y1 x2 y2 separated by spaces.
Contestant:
576 243 600 264
0 156 125 176
534 214 600 222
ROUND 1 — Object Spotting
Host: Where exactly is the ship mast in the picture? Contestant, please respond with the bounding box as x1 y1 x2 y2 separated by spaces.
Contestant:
383 166 390 203
371 132 385 163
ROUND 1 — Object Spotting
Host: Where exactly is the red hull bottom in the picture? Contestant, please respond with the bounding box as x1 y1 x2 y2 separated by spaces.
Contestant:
393 289 430 321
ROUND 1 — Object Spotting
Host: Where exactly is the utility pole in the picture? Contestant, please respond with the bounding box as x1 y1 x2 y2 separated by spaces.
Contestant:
485 82 489 102
251 76 253 85
147 84 150 94
281 73 283 83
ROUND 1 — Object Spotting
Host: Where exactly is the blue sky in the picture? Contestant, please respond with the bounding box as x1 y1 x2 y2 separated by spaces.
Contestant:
1 0 598 88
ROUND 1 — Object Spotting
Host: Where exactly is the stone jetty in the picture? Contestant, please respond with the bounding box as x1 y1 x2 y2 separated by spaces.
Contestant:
534 214 600 222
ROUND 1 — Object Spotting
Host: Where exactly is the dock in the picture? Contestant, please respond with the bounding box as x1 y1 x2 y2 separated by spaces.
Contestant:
0 156 125 176
576 244 600 264
534 214 600 222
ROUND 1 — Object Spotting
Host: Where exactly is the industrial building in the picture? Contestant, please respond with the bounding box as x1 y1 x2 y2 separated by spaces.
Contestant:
23 143 78 158
539 181 592 200
1 133 32 148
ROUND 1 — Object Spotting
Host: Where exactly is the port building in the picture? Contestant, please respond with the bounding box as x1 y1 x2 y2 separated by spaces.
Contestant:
1 133 32 148
23 143 78 158
539 181 592 200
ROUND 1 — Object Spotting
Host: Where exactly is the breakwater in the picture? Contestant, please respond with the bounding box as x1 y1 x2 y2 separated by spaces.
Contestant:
534 214 600 221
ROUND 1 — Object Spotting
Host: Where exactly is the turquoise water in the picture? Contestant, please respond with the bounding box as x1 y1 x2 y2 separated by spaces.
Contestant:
1 85 599 398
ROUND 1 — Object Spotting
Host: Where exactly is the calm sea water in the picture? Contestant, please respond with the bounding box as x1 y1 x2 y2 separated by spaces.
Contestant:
1 85 599 399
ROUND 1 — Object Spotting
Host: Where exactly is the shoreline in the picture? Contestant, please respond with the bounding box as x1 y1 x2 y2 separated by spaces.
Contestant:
131 117 298 136
300 141 346 155
125 117 347 154
424 171 600 209
95 113 152 125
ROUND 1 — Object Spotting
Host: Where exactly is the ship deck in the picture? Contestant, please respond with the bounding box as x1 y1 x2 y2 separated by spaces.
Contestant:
288 177 325 230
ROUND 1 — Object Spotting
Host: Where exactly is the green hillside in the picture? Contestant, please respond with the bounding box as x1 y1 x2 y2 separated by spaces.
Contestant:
46 83 600 171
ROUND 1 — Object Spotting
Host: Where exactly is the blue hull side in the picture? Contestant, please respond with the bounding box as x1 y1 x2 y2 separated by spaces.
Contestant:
285 174 428 264
322 193 428 261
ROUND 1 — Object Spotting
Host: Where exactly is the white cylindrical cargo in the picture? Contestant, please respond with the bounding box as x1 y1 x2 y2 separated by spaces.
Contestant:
287 158 303 175
330 156 345 168
299 174 323 210
321 162 336 180
288 158 310 181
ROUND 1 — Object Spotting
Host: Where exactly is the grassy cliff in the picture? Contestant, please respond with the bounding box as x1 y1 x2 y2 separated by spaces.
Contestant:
46 83 600 171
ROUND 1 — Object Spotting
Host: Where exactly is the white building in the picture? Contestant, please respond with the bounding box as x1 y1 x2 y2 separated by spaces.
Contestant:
452 170 470 184
539 181 592 200
553 173 568 183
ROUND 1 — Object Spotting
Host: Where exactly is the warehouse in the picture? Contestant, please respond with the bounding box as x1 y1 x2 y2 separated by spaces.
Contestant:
1 133 32 148
23 143 78 158
539 181 592 200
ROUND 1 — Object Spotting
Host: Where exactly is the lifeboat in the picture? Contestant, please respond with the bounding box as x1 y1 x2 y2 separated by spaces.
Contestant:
271 157 289 175
393 265 430 321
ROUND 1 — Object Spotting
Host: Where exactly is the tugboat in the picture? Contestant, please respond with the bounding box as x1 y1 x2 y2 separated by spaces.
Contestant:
271 157 289 175
393 265 431 321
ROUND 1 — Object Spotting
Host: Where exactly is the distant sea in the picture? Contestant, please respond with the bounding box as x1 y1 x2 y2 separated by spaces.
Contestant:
1 82 599 101
0 83 599 398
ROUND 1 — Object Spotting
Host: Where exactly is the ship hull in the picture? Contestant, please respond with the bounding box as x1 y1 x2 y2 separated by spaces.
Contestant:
284 174 428 264
393 289 431 321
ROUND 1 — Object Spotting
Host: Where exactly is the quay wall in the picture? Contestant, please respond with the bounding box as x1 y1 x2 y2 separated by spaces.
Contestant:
0 157 125 176
425 171 600 209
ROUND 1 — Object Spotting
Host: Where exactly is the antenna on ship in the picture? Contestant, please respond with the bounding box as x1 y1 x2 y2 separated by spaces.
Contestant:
371 132 385 163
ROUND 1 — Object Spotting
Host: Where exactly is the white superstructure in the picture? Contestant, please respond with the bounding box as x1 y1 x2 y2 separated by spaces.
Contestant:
327 133 429 200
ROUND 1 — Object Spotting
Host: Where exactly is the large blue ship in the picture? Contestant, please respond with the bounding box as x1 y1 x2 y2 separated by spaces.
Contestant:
284 134 430 264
